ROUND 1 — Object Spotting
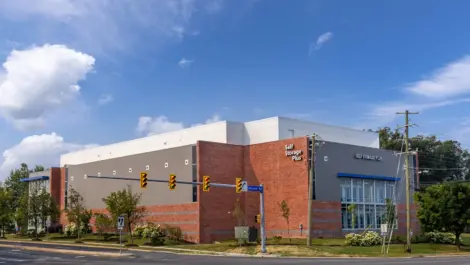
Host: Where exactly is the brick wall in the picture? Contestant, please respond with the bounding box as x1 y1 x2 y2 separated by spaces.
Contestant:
49 168 62 208
244 137 310 238
89 203 199 242
197 141 245 243
59 167 67 225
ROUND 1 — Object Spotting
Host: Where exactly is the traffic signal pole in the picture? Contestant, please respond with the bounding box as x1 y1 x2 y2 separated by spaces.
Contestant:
85 174 267 253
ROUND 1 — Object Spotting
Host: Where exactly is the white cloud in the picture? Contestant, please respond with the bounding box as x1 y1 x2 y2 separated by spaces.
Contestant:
136 116 185 136
136 114 222 136
178 58 194 68
0 0 225 53
309 32 333 55
0 44 95 130
0 133 96 180
359 98 470 129
98 94 114 106
406 55 470 99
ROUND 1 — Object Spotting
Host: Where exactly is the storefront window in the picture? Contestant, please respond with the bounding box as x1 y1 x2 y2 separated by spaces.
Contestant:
340 178 398 230
375 181 385 204
340 179 351 202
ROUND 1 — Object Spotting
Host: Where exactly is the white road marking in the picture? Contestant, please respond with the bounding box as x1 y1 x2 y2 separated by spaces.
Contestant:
0 257 26 262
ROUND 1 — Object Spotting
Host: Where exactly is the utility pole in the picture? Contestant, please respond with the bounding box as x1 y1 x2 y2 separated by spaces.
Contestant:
307 134 315 246
396 110 419 253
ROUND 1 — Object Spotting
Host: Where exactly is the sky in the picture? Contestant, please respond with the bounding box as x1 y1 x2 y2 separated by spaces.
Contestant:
1 0 470 180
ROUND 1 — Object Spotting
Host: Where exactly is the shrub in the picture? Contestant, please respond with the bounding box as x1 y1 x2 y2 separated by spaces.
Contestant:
133 222 165 239
345 231 382 247
165 225 183 241
424 232 462 245
272 236 282 244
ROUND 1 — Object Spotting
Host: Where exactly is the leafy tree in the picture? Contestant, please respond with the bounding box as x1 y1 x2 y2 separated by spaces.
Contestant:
0 188 13 238
279 200 291 242
38 191 59 233
102 185 147 245
94 213 114 241
347 204 357 230
27 183 43 240
415 183 470 249
15 193 29 235
376 127 470 184
64 188 89 240
382 198 397 232
4 164 29 210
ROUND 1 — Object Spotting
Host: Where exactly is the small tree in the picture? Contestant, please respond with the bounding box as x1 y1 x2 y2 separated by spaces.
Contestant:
232 198 245 226
27 184 43 240
64 188 89 241
102 185 147 245
415 183 470 250
15 193 29 235
38 190 55 233
347 204 357 230
383 198 397 232
0 188 13 238
279 200 291 242
94 213 114 241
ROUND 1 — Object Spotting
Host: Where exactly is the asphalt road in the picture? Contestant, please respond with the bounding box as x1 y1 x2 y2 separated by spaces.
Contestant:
1 243 470 264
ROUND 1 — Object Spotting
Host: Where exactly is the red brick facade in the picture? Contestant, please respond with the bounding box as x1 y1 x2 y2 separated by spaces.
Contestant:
56 137 419 243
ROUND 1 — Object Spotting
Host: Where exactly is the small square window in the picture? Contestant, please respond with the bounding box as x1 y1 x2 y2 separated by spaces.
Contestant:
113 170 116 175
71 176 74 181
185 159 189 165
97 172 101 177
146 165 150 170
83 174 87 179
164 162 168 168
129 168 132 173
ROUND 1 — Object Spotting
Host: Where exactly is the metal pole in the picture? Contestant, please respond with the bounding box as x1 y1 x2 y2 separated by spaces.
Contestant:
119 229 122 255
404 110 412 253
307 134 315 246
260 184 266 254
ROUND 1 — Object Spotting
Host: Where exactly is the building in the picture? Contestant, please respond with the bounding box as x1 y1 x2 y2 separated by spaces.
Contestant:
20 168 64 231
58 116 418 243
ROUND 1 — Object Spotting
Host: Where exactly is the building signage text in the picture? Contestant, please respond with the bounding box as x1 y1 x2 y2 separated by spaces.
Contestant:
354 153 382 161
285 144 303 161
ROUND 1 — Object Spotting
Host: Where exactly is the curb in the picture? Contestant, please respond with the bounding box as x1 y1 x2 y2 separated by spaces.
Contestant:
0 243 134 258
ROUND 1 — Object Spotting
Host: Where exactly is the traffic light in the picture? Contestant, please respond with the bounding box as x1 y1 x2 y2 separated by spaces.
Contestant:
235 177 242 193
140 172 148 189
169 174 176 190
203 176 210 192
255 214 261 224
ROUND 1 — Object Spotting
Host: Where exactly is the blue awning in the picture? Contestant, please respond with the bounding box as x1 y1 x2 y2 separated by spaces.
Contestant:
20 176 49 182
337 172 401 181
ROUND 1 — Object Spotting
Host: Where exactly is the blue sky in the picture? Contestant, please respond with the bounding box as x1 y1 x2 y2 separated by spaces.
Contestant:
1 0 470 177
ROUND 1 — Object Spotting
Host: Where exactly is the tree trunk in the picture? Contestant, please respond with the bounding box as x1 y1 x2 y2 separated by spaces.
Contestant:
456 232 461 250
287 219 291 243
35 219 39 240
127 216 133 245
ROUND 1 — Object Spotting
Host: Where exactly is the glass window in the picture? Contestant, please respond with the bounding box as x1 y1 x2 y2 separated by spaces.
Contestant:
376 205 386 227
341 204 351 229
385 182 395 200
365 204 375 229
340 179 351 202
375 181 385 204
364 180 374 203
356 204 364 229
352 179 363 203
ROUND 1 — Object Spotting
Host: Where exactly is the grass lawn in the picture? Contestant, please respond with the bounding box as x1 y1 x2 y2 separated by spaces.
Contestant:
4 233 176 247
174 236 470 257
5 233 470 257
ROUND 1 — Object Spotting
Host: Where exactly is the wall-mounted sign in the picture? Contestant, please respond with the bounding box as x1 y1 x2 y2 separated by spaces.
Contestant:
355 153 382 161
285 144 303 161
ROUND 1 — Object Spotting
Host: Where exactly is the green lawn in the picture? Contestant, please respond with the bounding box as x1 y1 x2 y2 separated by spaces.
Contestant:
4 233 177 247
5 233 470 257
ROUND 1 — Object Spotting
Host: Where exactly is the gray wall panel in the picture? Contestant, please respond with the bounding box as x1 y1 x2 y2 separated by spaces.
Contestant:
315 141 409 203
67 145 194 209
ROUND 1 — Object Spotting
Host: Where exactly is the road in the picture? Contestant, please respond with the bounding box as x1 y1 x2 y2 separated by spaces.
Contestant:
1 243 470 264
